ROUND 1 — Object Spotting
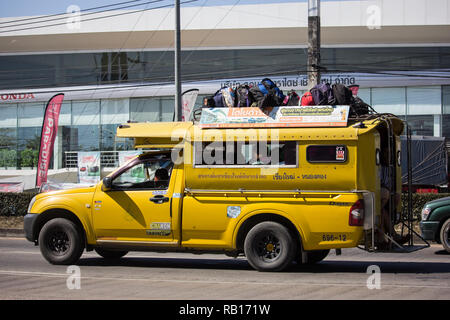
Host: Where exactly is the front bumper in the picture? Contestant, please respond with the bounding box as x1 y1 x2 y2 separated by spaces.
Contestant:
419 220 441 241
23 213 38 242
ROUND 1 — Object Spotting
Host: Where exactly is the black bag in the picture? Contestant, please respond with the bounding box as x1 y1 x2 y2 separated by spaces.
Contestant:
331 84 354 105
235 84 256 107
283 90 300 106
349 96 372 117
248 87 279 108
249 78 285 108
260 78 285 103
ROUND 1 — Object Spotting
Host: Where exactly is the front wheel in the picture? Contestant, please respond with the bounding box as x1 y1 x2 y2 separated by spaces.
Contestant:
38 218 84 265
440 218 450 253
244 221 297 272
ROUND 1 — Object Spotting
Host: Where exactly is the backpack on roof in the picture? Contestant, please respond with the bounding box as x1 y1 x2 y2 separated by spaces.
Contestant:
203 87 235 108
300 91 315 106
349 96 374 118
331 83 354 105
283 90 300 106
248 87 279 108
259 78 285 103
234 84 256 108
249 78 285 108
215 87 235 108
310 83 334 105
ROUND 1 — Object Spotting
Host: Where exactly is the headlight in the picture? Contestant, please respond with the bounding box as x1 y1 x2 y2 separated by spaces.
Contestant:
27 196 37 213
421 207 431 221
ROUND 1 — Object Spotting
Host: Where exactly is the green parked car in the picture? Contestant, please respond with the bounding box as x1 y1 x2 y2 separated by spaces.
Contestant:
420 197 450 252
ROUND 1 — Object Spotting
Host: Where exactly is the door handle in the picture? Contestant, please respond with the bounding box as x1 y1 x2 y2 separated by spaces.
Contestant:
150 195 169 204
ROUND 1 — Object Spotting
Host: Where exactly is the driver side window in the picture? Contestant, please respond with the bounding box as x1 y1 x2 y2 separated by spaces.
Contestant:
112 156 172 190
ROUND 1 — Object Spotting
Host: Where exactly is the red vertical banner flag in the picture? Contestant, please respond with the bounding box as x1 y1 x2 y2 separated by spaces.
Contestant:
36 93 64 188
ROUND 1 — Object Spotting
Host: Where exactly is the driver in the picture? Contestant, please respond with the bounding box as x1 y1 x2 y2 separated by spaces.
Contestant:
154 168 169 188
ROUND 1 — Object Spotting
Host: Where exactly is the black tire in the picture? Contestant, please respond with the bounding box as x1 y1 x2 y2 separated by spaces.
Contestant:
94 248 128 260
38 218 84 265
244 221 297 272
440 218 450 253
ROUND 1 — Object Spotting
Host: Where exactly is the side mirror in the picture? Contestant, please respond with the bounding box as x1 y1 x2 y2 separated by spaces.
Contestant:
102 176 112 191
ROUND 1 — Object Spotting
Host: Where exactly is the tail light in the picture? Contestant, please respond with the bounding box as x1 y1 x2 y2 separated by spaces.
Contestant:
349 199 364 226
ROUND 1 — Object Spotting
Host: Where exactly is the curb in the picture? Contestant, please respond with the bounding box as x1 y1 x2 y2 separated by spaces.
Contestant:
0 228 24 238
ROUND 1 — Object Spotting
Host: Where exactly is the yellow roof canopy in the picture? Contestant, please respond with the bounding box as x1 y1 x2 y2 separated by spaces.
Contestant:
116 122 193 148
116 115 404 148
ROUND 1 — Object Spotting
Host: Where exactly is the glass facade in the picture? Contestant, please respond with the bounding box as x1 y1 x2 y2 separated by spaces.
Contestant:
1 46 450 171
0 96 175 169
1 85 449 170
364 85 444 136
1 47 450 90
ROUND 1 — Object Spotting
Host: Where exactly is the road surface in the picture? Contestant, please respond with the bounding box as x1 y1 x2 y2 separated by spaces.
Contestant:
0 237 449 300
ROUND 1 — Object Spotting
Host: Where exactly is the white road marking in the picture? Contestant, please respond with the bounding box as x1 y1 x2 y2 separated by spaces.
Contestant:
0 269 449 290
0 250 41 254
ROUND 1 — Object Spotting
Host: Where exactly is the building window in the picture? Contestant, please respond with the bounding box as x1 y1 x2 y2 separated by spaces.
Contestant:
406 86 441 115
130 97 175 122
17 102 44 169
357 88 371 105
69 100 100 151
0 104 17 169
101 52 129 83
443 85 450 114
405 86 441 136
100 99 131 151
441 86 450 138
406 115 434 136
371 87 406 116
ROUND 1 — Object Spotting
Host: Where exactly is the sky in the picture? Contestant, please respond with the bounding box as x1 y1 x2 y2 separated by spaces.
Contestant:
0 0 352 18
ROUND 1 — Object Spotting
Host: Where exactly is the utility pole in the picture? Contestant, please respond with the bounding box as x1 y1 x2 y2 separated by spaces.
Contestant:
307 0 321 89
174 0 182 121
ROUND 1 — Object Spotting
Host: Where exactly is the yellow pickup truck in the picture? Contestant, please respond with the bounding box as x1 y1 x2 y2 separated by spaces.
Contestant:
24 111 404 271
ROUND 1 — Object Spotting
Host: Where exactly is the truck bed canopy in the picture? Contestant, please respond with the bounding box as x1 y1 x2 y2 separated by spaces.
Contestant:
116 108 403 148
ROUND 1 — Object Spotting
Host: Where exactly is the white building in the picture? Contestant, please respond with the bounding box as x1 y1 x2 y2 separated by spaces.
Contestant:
0 0 449 188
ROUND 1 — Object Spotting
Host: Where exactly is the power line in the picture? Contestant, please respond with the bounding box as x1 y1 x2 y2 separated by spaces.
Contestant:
181 0 242 65
0 0 198 34
3 63 450 95
0 0 163 30
0 0 148 26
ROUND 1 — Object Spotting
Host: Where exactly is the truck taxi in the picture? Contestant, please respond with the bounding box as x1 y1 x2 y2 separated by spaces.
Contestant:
24 106 404 271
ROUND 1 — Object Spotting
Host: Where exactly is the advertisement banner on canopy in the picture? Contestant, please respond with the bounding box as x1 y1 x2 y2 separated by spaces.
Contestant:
199 106 349 128
36 93 65 188
77 152 101 184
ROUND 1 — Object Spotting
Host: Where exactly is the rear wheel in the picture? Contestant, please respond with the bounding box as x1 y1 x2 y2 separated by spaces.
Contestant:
38 218 84 265
244 221 297 272
440 218 450 253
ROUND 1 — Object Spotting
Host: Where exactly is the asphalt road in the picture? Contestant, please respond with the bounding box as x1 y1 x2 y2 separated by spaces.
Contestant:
0 237 449 300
